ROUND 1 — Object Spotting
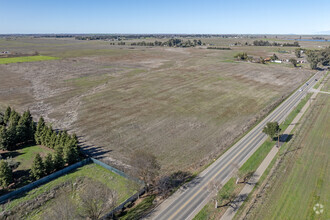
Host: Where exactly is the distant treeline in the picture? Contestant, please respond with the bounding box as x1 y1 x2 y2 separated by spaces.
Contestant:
74 34 254 41
207 47 231 50
253 40 300 47
129 39 204 47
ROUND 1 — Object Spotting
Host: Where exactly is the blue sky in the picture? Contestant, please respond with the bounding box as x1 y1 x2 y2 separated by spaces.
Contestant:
1 0 329 34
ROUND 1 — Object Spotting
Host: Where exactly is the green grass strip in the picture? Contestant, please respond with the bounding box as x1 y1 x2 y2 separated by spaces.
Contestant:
0 55 59 64
119 195 156 220
313 71 328 89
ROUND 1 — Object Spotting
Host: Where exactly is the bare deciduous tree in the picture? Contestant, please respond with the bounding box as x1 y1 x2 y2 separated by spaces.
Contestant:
130 150 160 192
218 191 236 207
43 191 79 220
238 171 254 184
79 182 118 220
156 171 193 198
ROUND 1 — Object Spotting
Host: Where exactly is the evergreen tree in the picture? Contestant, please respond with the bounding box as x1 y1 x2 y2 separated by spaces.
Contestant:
54 132 61 149
53 147 65 170
5 125 17 150
3 107 11 124
60 130 69 146
49 132 57 149
8 110 20 128
43 153 54 175
21 110 35 141
44 126 53 147
0 112 4 126
35 117 45 145
63 141 79 165
0 160 13 188
0 127 9 150
71 133 78 145
18 113 27 140
30 153 45 180
40 126 49 146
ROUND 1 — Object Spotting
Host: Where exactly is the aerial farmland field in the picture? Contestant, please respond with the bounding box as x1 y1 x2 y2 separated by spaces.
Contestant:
0 37 315 173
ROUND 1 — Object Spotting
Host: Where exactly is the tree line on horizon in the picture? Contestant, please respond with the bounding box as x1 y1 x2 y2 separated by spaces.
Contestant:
127 38 204 47
253 40 300 47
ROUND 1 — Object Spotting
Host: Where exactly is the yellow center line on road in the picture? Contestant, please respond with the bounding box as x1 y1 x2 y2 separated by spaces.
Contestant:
166 78 317 220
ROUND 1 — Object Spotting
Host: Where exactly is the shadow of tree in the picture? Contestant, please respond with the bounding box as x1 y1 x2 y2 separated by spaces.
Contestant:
280 134 294 143
79 142 112 159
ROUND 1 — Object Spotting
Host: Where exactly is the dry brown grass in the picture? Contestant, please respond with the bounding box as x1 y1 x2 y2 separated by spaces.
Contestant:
0 37 314 173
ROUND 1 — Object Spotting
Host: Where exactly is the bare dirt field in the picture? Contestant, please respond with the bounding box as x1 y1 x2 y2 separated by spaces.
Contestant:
0 37 315 173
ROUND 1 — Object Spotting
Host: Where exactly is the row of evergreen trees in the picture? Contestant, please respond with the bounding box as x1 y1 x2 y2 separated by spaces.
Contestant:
0 107 81 187
34 117 80 166
30 151 68 180
0 107 35 150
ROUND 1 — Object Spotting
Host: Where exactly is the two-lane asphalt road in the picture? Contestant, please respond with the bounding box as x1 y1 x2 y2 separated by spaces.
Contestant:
149 71 323 220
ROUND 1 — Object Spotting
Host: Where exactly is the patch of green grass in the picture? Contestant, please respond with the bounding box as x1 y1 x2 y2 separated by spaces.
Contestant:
127 68 146 75
239 140 274 174
0 55 59 64
314 71 329 89
13 145 53 171
119 195 156 220
193 205 212 220
65 75 109 88
3 163 134 212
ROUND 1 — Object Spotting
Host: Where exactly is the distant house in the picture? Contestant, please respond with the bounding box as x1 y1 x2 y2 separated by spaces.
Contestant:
272 60 282 63
264 57 271 62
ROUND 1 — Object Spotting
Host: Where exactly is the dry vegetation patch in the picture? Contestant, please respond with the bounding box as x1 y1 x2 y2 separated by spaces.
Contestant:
0 38 313 173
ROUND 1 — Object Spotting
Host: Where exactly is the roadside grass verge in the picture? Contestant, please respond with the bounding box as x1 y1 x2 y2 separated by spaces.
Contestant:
118 195 156 220
0 55 59 64
313 71 328 89
193 91 313 220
